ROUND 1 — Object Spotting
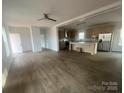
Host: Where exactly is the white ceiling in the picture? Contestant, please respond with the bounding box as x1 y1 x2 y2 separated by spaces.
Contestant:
63 7 122 29
3 0 120 27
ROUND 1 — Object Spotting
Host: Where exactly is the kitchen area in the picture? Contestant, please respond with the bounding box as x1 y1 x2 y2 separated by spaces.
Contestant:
58 7 122 55
58 23 114 55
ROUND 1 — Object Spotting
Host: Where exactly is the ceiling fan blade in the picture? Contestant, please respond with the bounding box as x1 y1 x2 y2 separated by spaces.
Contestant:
37 18 45 21
47 17 56 22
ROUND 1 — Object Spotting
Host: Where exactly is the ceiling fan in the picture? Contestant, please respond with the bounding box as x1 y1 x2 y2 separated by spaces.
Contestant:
37 13 56 22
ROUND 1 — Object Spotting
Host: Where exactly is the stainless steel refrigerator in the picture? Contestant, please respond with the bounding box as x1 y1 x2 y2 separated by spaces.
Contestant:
98 33 112 51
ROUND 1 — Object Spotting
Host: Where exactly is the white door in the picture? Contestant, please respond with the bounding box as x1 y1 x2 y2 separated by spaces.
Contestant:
9 33 23 54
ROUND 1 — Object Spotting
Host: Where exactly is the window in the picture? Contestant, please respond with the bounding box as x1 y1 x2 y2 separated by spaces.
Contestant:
2 27 11 56
79 32 84 40
119 29 122 46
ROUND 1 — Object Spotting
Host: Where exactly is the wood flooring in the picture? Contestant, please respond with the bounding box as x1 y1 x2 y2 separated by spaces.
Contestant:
3 50 122 93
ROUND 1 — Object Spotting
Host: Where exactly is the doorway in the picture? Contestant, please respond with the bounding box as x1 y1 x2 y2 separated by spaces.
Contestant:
9 33 23 54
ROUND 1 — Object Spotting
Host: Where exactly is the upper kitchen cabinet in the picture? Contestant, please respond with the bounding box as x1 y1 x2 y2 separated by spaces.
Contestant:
67 30 76 40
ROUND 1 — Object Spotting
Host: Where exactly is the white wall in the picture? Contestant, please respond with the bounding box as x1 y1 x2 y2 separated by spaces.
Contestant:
45 26 59 51
111 23 122 52
31 27 42 52
9 27 32 52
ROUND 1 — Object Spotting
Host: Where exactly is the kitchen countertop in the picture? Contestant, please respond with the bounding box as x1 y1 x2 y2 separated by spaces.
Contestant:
70 41 97 45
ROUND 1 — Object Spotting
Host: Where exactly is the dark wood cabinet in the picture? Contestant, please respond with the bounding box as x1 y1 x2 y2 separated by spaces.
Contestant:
58 28 76 50
67 31 76 40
